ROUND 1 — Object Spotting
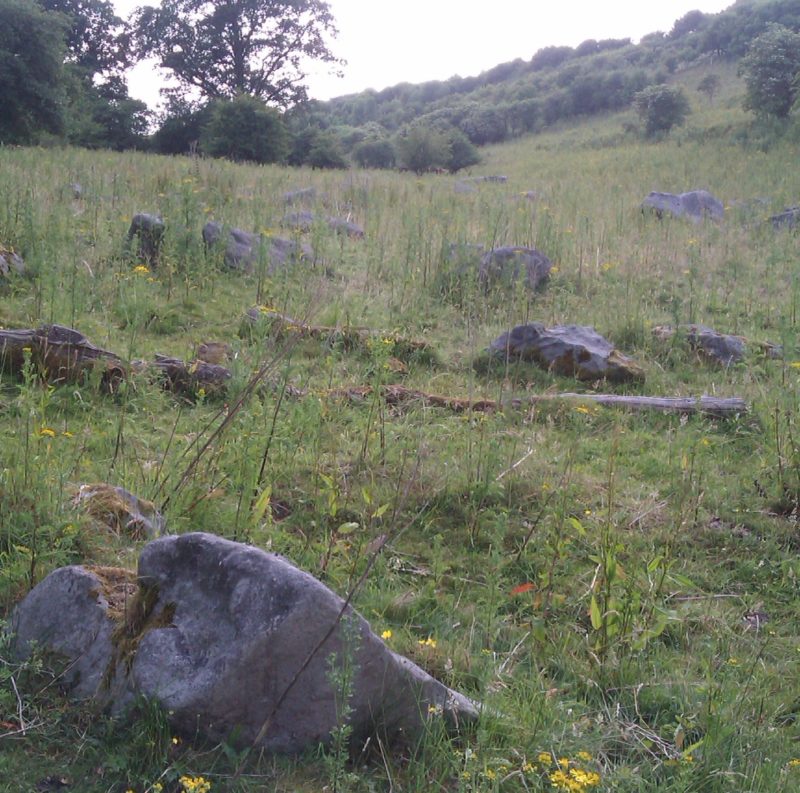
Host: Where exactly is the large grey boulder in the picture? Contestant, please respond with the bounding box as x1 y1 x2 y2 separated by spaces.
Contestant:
126 213 165 267
479 246 553 291
202 222 314 274
11 533 477 753
486 323 645 383
642 190 724 222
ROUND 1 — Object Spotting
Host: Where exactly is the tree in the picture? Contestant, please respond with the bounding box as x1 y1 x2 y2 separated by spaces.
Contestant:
394 126 450 174
306 129 347 169
152 97 213 154
697 74 721 104
352 138 395 169
739 24 800 119
0 0 66 143
134 0 341 107
201 94 288 163
38 0 129 76
444 128 480 173
633 84 690 137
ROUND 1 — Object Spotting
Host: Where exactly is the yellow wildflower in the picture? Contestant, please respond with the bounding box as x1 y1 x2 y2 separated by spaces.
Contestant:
787 758 800 767
538 752 553 764
575 405 591 414
418 636 437 648
381 629 392 640
576 751 593 762
38 427 56 438
133 265 150 274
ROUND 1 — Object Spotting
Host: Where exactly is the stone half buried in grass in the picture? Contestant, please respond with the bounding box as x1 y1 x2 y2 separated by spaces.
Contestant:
201 221 315 274
481 323 645 384
478 246 553 292
10 533 478 754
641 190 724 223
652 324 747 366
73 483 166 540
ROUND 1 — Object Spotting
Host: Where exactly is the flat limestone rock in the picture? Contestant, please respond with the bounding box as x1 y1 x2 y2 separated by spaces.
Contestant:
487 323 645 383
11 533 477 754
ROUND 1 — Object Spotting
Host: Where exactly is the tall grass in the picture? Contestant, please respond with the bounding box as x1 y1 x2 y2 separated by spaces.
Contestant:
1 89 800 792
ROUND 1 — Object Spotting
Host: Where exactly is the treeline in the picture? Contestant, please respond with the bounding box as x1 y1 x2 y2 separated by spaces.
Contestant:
305 0 800 149
2 0 800 167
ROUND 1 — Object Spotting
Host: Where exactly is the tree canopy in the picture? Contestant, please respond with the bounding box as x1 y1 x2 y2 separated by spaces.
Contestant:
39 0 129 76
134 0 341 107
633 84 690 137
740 23 800 118
0 0 66 143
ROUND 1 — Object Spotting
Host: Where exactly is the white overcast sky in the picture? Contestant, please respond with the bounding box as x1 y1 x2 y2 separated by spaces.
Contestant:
116 0 734 110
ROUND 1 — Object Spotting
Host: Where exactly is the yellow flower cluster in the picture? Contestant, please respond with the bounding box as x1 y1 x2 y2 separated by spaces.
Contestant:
179 776 211 793
381 629 392 640
549 766 601 791
418 636 437 648
133 265 150 274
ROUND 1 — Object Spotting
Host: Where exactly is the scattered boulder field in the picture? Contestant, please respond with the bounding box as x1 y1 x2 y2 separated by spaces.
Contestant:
11 532 478 753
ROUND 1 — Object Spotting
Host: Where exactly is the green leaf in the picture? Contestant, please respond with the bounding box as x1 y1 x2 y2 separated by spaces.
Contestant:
589 595 603 630
568 516 586 536
251 485 272 525
372 503 390 519
669 572 697 590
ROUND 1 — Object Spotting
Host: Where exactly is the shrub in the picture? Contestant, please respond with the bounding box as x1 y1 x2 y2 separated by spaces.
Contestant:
633 84 690 137
201 94 288 164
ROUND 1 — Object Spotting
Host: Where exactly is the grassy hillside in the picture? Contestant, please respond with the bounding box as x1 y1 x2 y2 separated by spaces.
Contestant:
1 92 800 793
297 0 800 154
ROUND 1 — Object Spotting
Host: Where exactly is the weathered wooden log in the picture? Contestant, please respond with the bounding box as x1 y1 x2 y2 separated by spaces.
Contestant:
242 307 436 363
301 384 748 419
0 324 126 391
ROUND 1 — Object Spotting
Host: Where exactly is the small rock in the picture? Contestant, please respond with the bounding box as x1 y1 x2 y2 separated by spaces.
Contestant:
126 213 165 267
196 341 233 365
0 247 25 279
479 246 553 291
283 187 317 205
770 206 800 231
73 483 166 540
653 324 745 366
202 222 314 274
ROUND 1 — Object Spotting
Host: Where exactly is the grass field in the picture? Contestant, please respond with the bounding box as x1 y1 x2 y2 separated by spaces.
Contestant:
1 71 800 792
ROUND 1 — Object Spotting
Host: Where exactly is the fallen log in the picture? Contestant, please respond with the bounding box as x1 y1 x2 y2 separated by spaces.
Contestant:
242 307 436 363
305 384 748 419
0 324 126 392
0 325 230 398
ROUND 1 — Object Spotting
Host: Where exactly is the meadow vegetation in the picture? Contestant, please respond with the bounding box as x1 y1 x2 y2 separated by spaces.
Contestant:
1 80 800 792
